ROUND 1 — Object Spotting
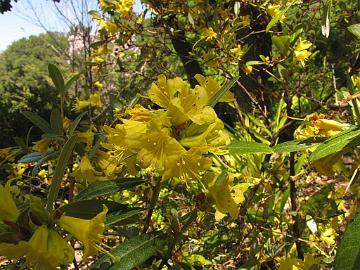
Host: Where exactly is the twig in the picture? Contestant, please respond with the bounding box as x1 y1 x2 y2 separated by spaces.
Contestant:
142 176 162 234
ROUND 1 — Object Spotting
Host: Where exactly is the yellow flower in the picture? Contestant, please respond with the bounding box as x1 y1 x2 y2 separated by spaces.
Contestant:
162 147 212 181
62 117 72 130
71 155 101 184
74 99 91 111
0 226 74 270
32 137 51 155
74 93 102 111
0 147 11 158
94 81 104 89
294 38 312 67
267 4 286 22
0 181 19 222
240 15 251 27
38 169 48 179
202 27 217 41
206 172 250 220
90 93 102 107
320 227 337 247
58 205 108 258
278 253 321 270
194 74 234 103
244 64 253 75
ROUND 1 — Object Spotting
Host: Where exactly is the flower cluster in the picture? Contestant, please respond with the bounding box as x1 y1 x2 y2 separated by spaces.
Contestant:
104 74 234 181
0 181 108 269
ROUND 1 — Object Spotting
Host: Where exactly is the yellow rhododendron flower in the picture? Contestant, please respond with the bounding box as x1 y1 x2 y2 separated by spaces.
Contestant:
162 147 212 181
38 169 48 179
71 155 101 184
267 4 286 22
240 15 251 27
295 113 349 138
278 253 321 270
74 99 91 111
32 137 51 155
94 81 104 89
90 93 102 107
294 38 312 67
0 226 74 270
58 205 108 258
194 74 234 103
74 93 102 111
0 181 19 222
202 27 217 41
206 172 250 220
244 64 253 75
62 116 72 129
320 227 338 247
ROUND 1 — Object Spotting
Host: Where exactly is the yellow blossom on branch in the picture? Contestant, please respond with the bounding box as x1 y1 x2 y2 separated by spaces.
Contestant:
58 205 108 258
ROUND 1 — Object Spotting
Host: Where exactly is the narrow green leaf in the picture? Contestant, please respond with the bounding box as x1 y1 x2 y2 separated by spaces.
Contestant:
334 210 360 270
348 24 360 39
91 234 165 270
208 76 239 107
47 135 78 211
228 140 273 154
68 111 87 135
74 178 146 201
64 73 81 93
18 152 43 163
272 138 324 153
272 35 290 56
50 109 63 135
309 128 360 161
59 199 128 219
48 64 65 94
106 208 144 226
22 111 53 134
31 151 59 176
266 2 294 32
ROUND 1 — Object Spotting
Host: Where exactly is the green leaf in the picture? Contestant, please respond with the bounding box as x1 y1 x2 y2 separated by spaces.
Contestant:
348 24 360 39
272 138 324 153
228 140 273 154
208 76 239 107
74 178 146 201
48 64 65 94
106 208 145 226
47 135 78 211
334 210 360 270
22 111 53 134
59 199 128 219
68 111 88 135
272 35 290 56
300 184 334 215
309 128 360 161
64 72 81 93
18 152 43 163
31 151 59 176
91 234 165 270
50 109 63 135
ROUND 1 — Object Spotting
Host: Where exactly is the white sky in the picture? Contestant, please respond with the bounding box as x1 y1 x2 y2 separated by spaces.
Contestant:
0 0 145 52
